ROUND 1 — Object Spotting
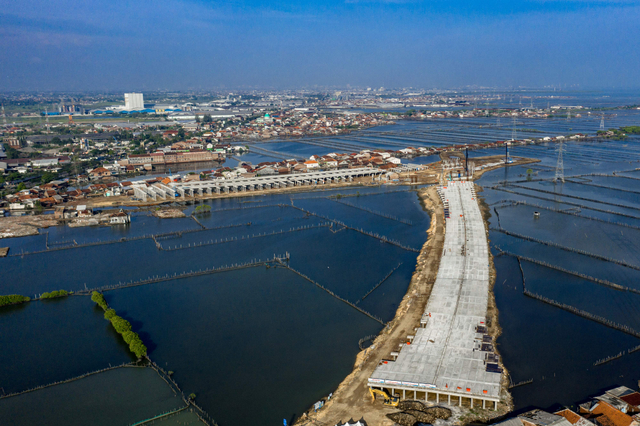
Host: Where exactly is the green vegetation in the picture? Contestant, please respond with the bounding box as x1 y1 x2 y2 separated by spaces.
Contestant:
41 171 58 184
33 201 45 214
91 291 108 309
91 291 147 358
4 144 21 159
40 290 70 299
0 294 31 307
597 128 628 140
194 205 211 215
621 126 640 134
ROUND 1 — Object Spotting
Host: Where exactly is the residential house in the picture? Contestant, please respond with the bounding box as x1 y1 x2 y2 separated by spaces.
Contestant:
89 167 112 179
109 210 130 225
518 409 574 426
580 401 639 426
555 409 596 426
77 205 93 217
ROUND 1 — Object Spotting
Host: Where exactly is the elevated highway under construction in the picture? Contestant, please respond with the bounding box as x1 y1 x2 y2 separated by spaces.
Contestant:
368 181 504 410
131 168 385 201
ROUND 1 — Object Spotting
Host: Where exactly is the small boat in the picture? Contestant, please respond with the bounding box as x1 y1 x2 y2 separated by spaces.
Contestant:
533 211 540 218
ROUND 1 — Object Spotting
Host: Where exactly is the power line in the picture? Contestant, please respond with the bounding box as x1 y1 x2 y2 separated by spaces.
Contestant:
554 141 565 183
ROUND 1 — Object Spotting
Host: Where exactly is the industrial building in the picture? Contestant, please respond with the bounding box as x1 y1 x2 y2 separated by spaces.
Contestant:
124 93 144 110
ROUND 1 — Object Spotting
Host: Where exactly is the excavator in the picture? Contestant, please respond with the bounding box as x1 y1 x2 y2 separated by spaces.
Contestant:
369 388 400 407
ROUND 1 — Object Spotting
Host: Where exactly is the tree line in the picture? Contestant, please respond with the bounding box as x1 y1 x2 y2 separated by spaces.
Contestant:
0 294 31 307
91 291 147 358
40 290 70 299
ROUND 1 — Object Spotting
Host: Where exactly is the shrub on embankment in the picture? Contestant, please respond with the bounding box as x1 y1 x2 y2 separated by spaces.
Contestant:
0 294 31 307
621 126 640 134
91 291 108 309
194 205 211 215
40 290 70 299
91 291 147 359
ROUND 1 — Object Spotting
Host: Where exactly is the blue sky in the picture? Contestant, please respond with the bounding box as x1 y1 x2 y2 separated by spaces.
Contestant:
0 0 639 91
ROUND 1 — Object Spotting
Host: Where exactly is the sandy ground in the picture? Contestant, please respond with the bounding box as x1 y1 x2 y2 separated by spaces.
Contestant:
152 208 187 218
0 216 60 239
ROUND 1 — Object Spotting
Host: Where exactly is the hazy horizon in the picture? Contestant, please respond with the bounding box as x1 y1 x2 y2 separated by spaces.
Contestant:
1 0 639 92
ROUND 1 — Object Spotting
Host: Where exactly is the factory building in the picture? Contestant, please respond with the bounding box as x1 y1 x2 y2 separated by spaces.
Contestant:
124 93 144 110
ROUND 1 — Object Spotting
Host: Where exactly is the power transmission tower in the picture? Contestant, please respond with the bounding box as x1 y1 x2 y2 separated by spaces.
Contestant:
567 109 571 121
511 116 517 141
45 107 49 127
497 117 501 127
600 116 605 130
1 104 7 127
554 141 565 183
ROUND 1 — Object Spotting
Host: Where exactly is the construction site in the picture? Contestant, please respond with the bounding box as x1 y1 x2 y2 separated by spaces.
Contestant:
296 158 530 426
368 182 504 411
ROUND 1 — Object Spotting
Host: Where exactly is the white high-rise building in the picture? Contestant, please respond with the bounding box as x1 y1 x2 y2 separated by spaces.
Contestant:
124 93 144 110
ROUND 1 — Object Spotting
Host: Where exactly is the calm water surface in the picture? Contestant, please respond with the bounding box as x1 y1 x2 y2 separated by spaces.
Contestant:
2 100 640 423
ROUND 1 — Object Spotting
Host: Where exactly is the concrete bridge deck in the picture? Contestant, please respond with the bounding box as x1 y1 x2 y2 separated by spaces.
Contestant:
132 168 386 201
368 181 503 410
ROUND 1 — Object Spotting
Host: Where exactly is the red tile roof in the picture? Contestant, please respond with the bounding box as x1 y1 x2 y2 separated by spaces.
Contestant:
556 409 583 425
590 402 635 426
621 393 640 408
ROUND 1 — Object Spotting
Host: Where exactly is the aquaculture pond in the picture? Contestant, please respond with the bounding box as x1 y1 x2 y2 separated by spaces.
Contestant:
2 100 640 423
478 134 640 411
1 184 430 425
0 366 190 426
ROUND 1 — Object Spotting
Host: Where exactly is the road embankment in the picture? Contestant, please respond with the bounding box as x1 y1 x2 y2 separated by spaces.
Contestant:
295 185 445 426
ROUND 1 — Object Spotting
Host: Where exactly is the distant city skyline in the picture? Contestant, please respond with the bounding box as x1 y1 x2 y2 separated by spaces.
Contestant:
1 0 639 91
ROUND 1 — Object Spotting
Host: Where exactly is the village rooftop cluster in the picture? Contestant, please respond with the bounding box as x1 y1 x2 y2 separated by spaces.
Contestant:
493 385 640 426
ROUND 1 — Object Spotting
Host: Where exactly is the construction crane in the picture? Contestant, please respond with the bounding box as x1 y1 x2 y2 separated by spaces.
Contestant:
369 388 400 407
